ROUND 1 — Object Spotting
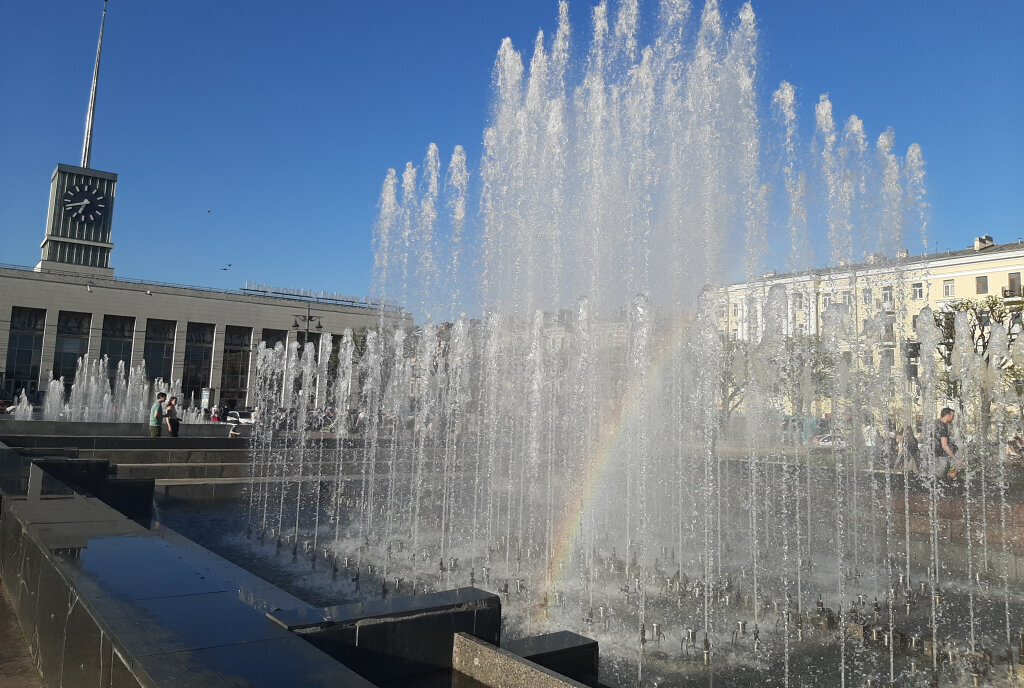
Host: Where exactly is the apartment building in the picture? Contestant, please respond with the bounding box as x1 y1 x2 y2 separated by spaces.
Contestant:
717 236 1024 421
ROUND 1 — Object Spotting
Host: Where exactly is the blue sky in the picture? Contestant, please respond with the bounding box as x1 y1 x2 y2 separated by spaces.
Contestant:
1 1 1021 299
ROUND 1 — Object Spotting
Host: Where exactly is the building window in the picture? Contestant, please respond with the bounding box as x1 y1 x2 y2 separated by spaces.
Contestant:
912 314 919 331
296 330 321 353
793 293 803 309
219 325 252 411
882 286 894 305
1010 272 1022 297
821 294 832 309
911 283 924 300
53 311 91 389
942 279 955 298
842 291 853 306
976 276 988 294
182 323 215 405
261 328 288 349
731 304 740 319
99 315 135 382
861 289 872 305
144 319 176 382
3 307 46 400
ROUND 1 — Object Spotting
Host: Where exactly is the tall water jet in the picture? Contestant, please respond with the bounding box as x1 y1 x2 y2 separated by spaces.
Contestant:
240 3 1024 686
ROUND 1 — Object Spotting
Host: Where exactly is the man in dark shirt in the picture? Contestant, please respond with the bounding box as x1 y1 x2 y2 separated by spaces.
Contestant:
933 407 963 478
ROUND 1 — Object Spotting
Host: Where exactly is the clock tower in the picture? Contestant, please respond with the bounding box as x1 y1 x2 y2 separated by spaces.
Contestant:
35 0 117 277
37 164 117 276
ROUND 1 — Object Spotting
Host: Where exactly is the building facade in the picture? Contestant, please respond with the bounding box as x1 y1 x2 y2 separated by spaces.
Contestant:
722 236 1023 341
0 264 405 409
717 236 1024 421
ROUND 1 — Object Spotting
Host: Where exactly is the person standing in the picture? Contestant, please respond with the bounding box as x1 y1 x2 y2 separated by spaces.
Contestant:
149 393 167 438
895 428 920 473
164 396 180 437
933 407 964 479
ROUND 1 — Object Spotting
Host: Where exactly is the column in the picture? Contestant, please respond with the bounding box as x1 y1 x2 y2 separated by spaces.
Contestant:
87 310 103 362
208 324 226 407
281 330 298 407
170 319 187 384
244 335 260 410
37 312 58 390
129 314 149 375
315 331 333 408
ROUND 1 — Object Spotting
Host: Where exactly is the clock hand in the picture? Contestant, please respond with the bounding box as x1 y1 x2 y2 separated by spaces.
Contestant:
64 200 90 209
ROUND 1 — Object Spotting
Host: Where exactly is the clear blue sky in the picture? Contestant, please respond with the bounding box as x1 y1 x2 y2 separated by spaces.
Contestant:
1 1 1021 298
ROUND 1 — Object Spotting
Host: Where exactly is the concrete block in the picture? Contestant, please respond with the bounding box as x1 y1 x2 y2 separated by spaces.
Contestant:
503 631 599 686
283 587 501 684
452 633 591 688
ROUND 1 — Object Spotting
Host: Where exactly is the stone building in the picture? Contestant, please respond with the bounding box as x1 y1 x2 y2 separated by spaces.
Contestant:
0 263 402 409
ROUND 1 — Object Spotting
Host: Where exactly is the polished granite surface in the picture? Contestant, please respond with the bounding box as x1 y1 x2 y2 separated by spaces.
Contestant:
0 440 376 687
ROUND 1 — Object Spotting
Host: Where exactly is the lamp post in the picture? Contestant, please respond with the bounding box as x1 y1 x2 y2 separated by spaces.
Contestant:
292 303 324 348
291 303 326 411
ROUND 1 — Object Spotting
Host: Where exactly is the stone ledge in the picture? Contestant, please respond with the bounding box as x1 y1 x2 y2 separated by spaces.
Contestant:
0 469 375 687
452 633 591 688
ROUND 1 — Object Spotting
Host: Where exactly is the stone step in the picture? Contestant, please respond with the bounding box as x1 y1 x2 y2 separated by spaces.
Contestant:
78 448 250 464
116 462 251 480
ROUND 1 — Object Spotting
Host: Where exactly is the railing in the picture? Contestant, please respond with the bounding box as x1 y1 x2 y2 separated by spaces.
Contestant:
1003 286 1022 298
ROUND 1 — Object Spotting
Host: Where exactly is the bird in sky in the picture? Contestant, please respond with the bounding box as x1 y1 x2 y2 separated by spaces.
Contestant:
220 264 232 271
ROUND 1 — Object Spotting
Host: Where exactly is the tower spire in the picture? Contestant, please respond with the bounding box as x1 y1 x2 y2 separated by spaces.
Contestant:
81 0 108 169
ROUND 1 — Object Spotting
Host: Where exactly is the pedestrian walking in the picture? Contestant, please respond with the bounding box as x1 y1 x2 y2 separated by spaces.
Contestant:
149 393 166 438
165 396 180 437
933 407 964 479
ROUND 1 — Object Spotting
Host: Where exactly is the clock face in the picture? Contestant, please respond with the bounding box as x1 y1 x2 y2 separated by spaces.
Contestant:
63 184 106 223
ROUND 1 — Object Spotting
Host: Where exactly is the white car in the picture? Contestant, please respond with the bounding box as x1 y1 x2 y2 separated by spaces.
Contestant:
226 410 254 425
814 434 847 448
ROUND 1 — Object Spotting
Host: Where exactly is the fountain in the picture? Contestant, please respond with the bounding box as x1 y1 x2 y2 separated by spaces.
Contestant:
11 355 206 425
236 2 1023 686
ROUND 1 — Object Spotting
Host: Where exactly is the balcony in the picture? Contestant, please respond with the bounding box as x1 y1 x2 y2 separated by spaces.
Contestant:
1003 286 1022 300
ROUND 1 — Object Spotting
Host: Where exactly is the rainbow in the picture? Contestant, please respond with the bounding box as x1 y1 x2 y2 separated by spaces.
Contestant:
534 313 696 620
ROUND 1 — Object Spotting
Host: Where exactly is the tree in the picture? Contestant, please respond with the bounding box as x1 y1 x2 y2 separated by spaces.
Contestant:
780 334 836 416
933 295 1023 432
715 333 835 436
717 336 747 435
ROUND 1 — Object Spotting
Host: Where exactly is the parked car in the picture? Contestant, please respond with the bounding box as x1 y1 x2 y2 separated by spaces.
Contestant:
813 433 847 448
226 410 254 425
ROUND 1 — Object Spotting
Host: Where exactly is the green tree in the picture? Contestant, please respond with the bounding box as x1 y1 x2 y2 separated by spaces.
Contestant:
933 295 1023 431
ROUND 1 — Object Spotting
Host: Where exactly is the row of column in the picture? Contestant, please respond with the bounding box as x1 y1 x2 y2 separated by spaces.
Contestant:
0 311 304 409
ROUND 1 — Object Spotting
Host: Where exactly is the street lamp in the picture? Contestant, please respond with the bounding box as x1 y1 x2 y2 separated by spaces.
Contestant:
292 303 323 347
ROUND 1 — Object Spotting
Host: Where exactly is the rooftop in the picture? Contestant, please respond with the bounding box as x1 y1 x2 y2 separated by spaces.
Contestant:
728 238 1024 287
0 262 404 314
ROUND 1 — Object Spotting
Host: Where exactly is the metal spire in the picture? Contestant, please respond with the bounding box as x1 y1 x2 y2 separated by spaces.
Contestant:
81 0 108 169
